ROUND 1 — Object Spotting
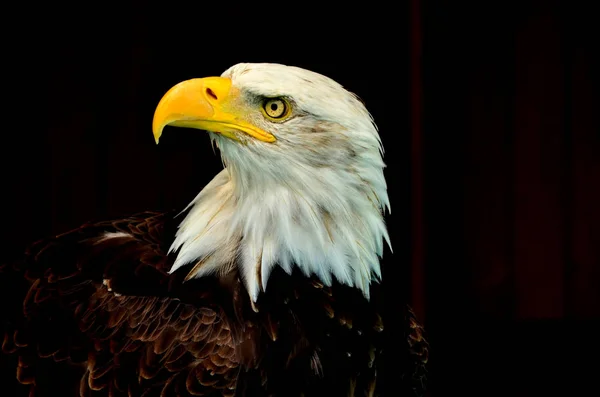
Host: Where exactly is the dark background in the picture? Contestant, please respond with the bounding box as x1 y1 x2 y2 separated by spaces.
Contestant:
3 1 599 396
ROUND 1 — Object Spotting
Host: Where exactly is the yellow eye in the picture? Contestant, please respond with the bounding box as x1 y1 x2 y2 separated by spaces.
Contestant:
262 98 290 120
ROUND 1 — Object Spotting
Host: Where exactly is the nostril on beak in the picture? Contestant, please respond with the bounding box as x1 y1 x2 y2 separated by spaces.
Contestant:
206 88 218 101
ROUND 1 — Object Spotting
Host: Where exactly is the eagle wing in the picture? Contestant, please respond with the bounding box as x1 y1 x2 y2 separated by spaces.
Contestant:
1 211 240 397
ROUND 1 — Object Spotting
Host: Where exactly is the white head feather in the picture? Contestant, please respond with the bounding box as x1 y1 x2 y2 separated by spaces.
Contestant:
167 63 391 302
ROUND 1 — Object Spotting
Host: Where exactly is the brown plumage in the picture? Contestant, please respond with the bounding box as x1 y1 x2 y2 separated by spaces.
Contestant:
0 211 428 396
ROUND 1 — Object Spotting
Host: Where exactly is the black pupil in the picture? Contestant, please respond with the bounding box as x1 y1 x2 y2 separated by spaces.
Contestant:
270 102 279 112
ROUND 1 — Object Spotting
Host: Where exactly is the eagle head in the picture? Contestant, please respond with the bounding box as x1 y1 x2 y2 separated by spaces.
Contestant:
152 63 391 302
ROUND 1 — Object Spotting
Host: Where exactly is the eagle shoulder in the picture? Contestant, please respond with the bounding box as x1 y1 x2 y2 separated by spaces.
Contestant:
1 211 240 397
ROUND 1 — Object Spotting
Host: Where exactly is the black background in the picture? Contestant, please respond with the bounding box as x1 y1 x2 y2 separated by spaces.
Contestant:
2 1 599 396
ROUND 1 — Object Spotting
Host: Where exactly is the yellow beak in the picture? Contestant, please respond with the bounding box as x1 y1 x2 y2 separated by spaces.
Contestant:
152 77 276 144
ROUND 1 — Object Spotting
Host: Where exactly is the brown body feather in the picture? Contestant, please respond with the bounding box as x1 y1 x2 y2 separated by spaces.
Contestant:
0 211 428 396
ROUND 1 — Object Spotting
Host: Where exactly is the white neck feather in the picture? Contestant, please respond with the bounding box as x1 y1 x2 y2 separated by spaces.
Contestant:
168 132 391 302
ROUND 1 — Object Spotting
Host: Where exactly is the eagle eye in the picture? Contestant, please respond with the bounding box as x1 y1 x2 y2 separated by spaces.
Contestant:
262 98 291 121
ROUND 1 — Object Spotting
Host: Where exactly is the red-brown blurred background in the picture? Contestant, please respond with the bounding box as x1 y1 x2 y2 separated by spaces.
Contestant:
2 1 599 395
414 1 599 395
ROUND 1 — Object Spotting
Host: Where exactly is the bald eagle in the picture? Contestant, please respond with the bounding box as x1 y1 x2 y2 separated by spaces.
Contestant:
0 63 428 396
